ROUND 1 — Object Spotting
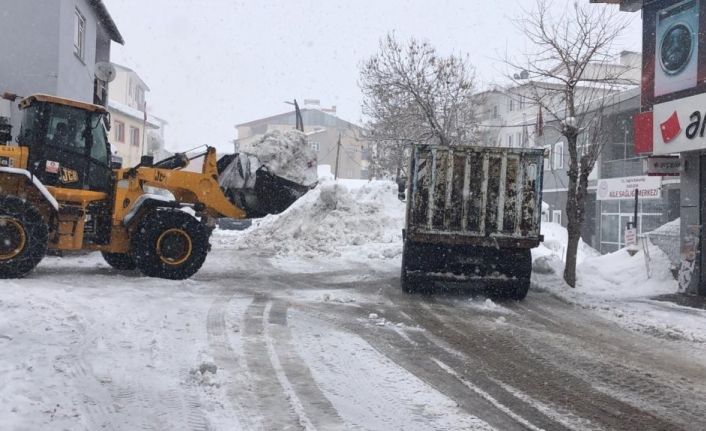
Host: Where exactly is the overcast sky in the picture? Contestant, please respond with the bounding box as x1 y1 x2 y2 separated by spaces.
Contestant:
105 0 642 153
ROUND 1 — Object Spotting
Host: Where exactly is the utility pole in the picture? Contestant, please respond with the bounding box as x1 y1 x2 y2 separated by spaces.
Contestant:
334 132 342 180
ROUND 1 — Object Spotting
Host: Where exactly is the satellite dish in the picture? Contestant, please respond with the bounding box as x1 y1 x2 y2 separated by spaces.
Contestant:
95 62 117 83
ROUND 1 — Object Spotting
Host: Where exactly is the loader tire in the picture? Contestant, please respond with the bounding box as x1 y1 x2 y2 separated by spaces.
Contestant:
133 209 210 280
0 196 48 279
101 252 137 270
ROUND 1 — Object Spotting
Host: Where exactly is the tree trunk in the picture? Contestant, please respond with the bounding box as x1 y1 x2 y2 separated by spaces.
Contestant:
563 218 581 287
563 127 581 288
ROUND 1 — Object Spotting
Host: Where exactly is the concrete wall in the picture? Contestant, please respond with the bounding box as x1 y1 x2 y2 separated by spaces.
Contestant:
0 0 61 134
0 0 109 138
56 0 99 103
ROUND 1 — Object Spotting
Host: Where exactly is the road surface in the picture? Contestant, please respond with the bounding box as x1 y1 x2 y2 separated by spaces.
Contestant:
1 232 704 430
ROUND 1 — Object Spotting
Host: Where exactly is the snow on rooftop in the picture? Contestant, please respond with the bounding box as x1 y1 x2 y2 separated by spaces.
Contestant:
107 100 160 128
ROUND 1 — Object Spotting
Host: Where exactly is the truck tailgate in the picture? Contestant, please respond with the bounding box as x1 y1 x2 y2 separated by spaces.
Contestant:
407 145 544 248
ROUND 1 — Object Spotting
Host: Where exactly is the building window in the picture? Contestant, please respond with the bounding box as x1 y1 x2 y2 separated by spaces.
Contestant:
310 142 320 152
73 8 86 60
507 98 514 112
554 141 564 170
516 132 522 147
115 121 125 143
130 127 140 147
543 144 552 170
508 134 513 147
492 106 498 119
552 210 562 225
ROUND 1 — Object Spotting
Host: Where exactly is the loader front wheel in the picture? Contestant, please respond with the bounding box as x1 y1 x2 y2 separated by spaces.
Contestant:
0 196 48 279
133 210 210 280
101 252 137 271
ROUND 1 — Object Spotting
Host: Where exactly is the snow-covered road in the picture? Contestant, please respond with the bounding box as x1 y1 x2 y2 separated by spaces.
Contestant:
2 231 706 430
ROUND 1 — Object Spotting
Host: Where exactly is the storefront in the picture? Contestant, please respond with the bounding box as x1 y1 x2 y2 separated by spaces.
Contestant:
596 175 679 253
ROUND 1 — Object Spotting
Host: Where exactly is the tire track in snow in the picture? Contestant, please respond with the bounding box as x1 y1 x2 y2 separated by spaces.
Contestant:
242 296 303 430
264 300 346 431
206 292 254 430
412 299 685 431
33 293 119 431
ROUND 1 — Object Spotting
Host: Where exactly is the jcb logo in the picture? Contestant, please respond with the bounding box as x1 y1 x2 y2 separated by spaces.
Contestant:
155 171 166 182
60 168 79 184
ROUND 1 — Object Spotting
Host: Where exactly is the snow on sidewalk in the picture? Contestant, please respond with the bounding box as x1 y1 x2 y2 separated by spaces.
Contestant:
532 223 706 343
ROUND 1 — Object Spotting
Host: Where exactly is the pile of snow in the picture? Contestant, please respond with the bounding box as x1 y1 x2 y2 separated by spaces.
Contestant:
235 180 405 262
650 217 680 236
532 222 600 266
239 130 318 186
529 221 706 342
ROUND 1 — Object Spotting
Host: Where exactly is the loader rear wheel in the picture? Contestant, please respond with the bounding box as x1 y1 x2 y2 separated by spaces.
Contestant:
101 252 137 271
0 196 48 279
133 209 210 280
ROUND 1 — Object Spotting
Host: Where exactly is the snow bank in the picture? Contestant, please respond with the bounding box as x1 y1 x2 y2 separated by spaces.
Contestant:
530 222 706 342
235 180 405 263
532 222 599 265
240 130 318 186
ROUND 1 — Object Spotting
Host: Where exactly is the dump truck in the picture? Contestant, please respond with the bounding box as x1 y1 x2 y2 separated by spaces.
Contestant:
401 144 544 299
0 94 314 280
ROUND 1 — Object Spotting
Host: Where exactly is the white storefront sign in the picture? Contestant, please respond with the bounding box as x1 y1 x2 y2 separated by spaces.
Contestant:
596 175 662 201
653 92 706 155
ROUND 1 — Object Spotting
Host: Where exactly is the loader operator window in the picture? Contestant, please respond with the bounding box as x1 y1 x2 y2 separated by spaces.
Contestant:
25 103 112 192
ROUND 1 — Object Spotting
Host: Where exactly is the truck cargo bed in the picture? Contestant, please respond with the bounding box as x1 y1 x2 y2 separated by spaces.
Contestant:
406 145 544 248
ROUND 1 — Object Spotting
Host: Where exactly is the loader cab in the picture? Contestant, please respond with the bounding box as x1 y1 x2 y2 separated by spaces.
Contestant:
17 94 112 192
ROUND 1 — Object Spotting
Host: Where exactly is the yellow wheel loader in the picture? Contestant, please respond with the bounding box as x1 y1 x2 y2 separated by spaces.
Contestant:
0 94 248 280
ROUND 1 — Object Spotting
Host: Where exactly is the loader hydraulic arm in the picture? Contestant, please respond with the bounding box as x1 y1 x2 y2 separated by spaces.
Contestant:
116 147 246 222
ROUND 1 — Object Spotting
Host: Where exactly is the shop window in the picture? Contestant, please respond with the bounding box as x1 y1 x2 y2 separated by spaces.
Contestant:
552 210 562 225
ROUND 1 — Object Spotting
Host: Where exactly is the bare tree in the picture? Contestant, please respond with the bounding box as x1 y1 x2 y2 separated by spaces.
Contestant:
507 0 634 287
359 33 480 180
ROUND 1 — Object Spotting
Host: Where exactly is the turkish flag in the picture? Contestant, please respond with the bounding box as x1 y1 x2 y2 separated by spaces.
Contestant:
660 111 681 143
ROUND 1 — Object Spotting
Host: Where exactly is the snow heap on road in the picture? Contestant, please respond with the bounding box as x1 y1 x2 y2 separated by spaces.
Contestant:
235 180 405 262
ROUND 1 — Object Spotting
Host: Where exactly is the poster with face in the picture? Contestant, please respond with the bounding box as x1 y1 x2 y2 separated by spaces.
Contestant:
642 0 706 108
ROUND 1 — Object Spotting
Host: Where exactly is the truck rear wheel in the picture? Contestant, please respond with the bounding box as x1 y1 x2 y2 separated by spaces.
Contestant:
0 196 48 279
401 240 423 293
101 252 137 270
133 209 210 280
505 249 532 300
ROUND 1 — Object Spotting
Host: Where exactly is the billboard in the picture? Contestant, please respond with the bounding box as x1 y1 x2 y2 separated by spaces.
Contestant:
642 0 706 108
653 91 706 154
